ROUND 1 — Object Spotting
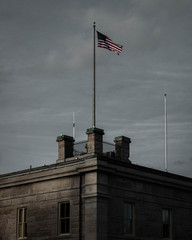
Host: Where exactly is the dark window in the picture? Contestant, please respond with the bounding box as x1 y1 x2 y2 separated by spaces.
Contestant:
58 202 70 235
17 208 27 239
163 209 171 238
124 203 134 235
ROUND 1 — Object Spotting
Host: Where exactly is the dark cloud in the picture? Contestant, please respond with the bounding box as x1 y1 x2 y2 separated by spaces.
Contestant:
0 0 192 177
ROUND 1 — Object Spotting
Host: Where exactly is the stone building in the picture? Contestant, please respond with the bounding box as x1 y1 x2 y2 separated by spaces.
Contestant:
0 127 192 240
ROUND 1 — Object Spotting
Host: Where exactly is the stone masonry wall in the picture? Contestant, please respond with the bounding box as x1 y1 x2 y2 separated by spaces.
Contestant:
0 175 80 240
106 170 192 240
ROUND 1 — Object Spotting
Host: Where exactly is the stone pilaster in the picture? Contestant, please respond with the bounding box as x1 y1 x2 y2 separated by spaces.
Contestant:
114 136 131 162
56 135 74 162
86 128 104 154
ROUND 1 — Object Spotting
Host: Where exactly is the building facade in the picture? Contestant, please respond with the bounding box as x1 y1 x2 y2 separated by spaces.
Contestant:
0 128 192 240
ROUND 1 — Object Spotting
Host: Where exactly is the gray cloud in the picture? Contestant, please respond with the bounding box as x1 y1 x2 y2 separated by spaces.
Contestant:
0 0 192 177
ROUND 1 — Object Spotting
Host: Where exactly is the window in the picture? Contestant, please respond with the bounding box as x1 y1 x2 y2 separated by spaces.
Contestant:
58 202 70 235
17 208 27 239
163 209 172 239
124 203 134 235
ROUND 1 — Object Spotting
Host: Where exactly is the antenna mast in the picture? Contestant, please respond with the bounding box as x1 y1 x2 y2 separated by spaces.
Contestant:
73 112 75 139
164 94 168 171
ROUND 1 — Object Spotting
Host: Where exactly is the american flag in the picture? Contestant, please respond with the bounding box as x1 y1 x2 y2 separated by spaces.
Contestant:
97 31 123 55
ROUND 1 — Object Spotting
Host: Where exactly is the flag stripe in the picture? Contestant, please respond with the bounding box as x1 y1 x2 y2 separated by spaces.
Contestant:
98 38 122 54
97 31 123 55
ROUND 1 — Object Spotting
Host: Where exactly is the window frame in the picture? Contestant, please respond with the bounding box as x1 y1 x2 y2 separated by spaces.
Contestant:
58 201 71 235
162 208 172 239
17 207 27 239
124 202 135 236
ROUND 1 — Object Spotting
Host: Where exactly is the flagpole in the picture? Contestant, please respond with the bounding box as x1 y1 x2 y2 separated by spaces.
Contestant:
93 22 96 128
164 94 168 171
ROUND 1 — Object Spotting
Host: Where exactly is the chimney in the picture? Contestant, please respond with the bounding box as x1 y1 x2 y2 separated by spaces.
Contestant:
114 136 131 162
56 135 74 163
86 128 104 154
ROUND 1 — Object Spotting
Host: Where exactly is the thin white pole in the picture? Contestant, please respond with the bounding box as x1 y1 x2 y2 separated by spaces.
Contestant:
164 94 168 171
73 112 75 139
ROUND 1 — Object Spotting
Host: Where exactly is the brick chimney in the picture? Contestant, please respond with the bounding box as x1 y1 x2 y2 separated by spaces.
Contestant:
114 136 131 162
56 135 74 163
86 128 104 154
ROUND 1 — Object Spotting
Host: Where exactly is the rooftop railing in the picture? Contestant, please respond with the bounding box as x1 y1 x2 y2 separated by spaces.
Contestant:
73 141 115 156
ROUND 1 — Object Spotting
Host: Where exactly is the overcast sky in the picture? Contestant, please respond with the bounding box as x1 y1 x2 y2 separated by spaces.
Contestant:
0 0 192 177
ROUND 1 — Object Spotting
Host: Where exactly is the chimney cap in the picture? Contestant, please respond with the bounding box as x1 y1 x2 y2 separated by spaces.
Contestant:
114 136 131 143
86 127 104 135
56 135 74 142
